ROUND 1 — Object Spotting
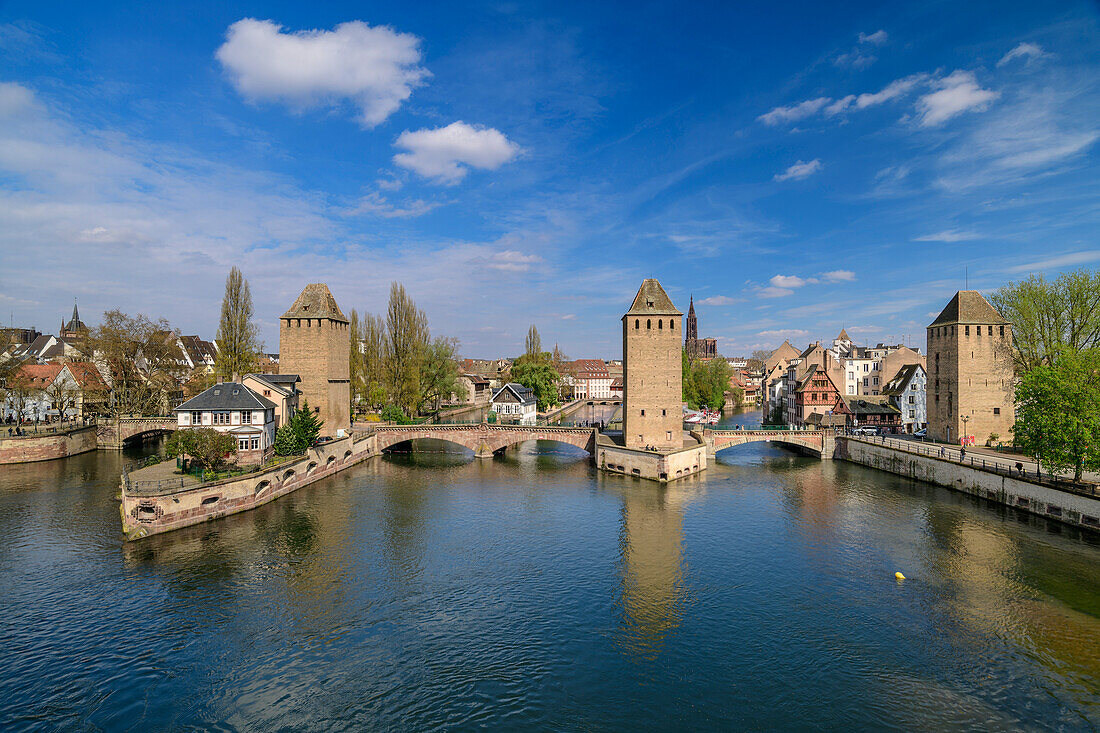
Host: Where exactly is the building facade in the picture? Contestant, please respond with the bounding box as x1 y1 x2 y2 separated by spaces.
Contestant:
926 290 1015 444
570 359 613 399
622 279 683 449
278 284 350 437
174 382 278 464
882 363 927 433
490 382 537 425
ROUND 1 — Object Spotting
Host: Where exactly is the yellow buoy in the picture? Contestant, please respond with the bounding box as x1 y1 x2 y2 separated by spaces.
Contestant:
895 571 906 580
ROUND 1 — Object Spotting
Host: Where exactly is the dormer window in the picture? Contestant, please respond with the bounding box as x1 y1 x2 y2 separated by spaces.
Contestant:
647 300 653 307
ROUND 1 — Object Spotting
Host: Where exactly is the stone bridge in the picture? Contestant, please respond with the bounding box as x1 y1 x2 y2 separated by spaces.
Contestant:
98 416 177 449
702 428 835 460
371 423 597 458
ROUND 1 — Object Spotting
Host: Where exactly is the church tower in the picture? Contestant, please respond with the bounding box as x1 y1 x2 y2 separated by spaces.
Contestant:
279 284 350 437
622 279 683 449
685 295 698 344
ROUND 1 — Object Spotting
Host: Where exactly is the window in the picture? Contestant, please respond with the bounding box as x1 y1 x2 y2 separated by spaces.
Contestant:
242 411 252 425
213 411 230 425
647 319 651 329
993 407 1000 415
908 396 914 404
635 319 639 329
863 364 869 372
999 325 1005 337
658 319 663 329
263 389 270 396
872 377 879 386
670 320 675 330
641 409 646 416
191 411 202 425
666 431 672 442
661 409 666 416
863 377 868 386
238 439 249 451
988 325 993 336
909 410 915 418
251 437 260 450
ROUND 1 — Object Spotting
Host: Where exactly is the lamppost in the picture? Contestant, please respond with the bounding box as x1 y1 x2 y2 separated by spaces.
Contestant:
960 414 970 444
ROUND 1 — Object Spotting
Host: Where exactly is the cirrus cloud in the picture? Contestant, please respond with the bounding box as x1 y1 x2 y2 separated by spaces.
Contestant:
216 18 430 127
393 121 521 184
774 159 822 181
916 70 998 127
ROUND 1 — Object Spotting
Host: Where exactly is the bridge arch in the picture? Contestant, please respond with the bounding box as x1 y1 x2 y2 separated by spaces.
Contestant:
372 425 597 459
705 429 829 460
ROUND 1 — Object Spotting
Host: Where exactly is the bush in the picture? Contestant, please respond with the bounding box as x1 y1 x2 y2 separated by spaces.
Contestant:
487 411 497 424
381 404 411 424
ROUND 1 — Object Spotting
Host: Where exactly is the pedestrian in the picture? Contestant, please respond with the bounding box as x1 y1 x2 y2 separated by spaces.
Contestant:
1015 461 1024 475
959 447 966 462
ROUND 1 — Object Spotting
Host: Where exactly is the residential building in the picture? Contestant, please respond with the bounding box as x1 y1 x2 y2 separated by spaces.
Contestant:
622 279 683 449
490 382 537 425
684 295 718 360
279 283 350 437
570 359 613 399
174 381 278 465
609 377 623 398
926 290 1014 444
788 364 844 427
177 336 218 373
783 343 844 426
242 373 301 428
838 395 902 431
882 363 927 433
450 373 492 406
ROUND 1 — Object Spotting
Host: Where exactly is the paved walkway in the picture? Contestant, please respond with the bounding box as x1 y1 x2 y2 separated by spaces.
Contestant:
874 435 1099 484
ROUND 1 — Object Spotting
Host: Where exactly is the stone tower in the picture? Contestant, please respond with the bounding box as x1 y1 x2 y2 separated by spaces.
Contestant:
279 284 350 437
926 290 1014 444
622 279 683 449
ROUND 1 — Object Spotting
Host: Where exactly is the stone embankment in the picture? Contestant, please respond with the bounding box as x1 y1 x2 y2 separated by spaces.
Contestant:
121 433 375 540
837 436 1100 532
0 426 98 464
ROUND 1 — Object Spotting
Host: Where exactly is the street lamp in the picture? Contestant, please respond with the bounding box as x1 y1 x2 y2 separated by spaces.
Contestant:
960 414 970 444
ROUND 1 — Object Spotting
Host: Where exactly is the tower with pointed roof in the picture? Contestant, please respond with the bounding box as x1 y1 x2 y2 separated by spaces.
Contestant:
926 290 1013 444
686 295 698 343
60 301 89 340
279 284 350 436
622 279 683 449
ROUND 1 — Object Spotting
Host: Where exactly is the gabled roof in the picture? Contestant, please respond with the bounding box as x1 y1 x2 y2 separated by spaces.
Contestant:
571 358 610 378
491 382 536 404
882 363 925 397
929 290 1007 327
624 279 681 316
245 373 299 396
281 283 348 323
461 373 491 386
841 395 901 415
836 328 851 341
62 362 108 391
765 340 801 370
176 382 277 412
13 363 63 388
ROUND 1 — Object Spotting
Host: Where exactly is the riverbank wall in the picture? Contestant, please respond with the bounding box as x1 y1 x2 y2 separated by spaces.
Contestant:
836 437 1100 532
121 432 375 540
0 426 98 464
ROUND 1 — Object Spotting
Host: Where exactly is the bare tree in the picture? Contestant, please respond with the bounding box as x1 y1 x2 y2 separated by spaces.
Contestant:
215 267 262 380
46 380 76 423
89 310 186 417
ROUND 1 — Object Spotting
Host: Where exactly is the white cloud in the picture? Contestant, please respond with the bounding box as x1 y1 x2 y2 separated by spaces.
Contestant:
393 121 520 184
774 159 822 181
757 286 795 298
856 74 927 109
997 42 1045 67
215 18 429 127
859 30 888 46
758 97 831 126
913 230 982 242
0 81 38 117
758 329 809 340
696 295 742 306
1005 251 1100 273
770 274 806 288
916 70 998 127
481 250 542 273
345 191 441 218
820 270 856 282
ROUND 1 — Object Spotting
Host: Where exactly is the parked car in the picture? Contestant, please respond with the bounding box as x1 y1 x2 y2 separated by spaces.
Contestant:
314 436 334 445
914 428 927 438
854 426 878 435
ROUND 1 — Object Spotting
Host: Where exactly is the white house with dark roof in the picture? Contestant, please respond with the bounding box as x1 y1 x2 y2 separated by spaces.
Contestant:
490 382 537 425
174 381 278 463
242 373 300 428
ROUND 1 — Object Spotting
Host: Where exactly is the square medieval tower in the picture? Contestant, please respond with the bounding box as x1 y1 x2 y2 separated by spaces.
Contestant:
279 283 350 437
926 290 1015 444
622 279 683 449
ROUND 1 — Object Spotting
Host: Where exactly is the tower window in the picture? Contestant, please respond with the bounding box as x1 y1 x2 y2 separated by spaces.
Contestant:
988 326 993 336
641 409 646 416
635 319 639 329
658 319 663 329
647 319 651 329
965 325 970 336
670 320 675 330
993 408 1000 415
999 326 1005 337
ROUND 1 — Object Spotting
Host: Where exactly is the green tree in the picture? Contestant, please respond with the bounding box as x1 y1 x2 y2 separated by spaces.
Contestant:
386 283 429 415
167 427 237 469
419 336 466 412
273 422 300 456
1013 348 1100 482
525 324 542 357
349 308 365 406
381 403 411 424
362 312 388 409
214 266 262 380
990 268 1100 373
683 351 734 409
511 353 560 411
293 399 324 448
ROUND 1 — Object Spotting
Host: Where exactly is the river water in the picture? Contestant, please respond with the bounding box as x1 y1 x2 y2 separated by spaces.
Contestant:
1 410 1098 731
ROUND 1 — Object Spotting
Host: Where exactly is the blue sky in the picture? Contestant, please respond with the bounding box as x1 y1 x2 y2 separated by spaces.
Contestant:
1 1 1098 359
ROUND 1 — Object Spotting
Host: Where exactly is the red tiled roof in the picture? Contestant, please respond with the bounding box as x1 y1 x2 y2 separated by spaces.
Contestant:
63 362 108 391
13 363 63 387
